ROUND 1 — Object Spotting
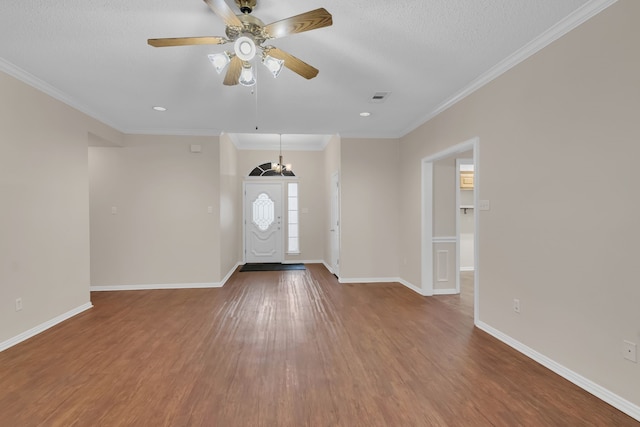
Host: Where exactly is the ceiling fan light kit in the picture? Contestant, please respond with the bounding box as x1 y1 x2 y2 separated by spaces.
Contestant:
234 36 256 61
208 52 231 74
148 0 332 87
262 54 284 78
238 64 257 87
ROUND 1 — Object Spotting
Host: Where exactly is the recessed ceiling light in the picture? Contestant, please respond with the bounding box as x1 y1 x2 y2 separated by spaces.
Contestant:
360 112 371 117
152 106 167 112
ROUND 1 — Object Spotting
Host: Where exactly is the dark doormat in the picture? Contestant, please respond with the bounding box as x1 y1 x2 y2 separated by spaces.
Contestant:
240 263 306 272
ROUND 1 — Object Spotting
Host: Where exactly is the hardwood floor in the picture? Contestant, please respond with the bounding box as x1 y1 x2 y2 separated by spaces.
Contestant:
0 264 637 426
435 271 474 319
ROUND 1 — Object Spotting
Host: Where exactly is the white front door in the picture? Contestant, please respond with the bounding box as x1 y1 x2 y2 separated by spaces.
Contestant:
244 182 284 263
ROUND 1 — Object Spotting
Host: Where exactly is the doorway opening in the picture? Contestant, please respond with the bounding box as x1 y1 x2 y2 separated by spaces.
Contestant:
421 138 479 324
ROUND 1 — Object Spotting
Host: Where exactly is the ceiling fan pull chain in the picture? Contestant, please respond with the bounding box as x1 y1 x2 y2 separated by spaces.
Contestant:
254 64 259 130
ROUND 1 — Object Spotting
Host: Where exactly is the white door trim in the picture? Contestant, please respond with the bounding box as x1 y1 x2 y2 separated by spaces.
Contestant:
421 137 480 325
329 171 341 276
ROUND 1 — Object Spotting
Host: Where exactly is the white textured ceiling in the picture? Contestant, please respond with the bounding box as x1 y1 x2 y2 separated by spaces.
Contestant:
0 0 600 143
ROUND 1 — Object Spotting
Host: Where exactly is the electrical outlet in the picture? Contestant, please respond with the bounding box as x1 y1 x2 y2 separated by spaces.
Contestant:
15 298 23 311
623 340 637 363
513 298 520 313
479 200 491 211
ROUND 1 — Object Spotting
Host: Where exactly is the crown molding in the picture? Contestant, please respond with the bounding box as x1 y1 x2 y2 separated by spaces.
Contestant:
0 57 124 133
1 0 617 141
229 133 333 151
122 128 222 137
401 0 619 137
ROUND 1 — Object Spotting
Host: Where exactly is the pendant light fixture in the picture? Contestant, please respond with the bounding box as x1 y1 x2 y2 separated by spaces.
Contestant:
272 134 292 175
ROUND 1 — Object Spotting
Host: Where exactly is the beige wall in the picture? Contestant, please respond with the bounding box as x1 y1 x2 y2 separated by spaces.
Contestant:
219 133 241 276
433 158 457 237
237 148 325 262
89 134 221 286
399 0 640 407
340 138 400 279
0 71 92 344
3 0 638 413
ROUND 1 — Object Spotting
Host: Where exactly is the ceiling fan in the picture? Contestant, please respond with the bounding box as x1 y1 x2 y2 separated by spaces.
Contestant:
148 0 333 86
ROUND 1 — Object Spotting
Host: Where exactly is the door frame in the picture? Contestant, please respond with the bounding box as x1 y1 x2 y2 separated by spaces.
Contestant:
421 137 479 324
243 179 286 264
329 171 341 276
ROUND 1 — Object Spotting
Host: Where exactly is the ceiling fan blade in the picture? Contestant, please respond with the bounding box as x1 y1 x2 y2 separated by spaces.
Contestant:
148 36 228 47
264 47 319 80
203 0 243 28
223 56 242 85
264 8 332 39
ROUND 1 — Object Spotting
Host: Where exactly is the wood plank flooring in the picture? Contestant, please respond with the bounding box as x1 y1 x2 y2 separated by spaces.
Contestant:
0 264 637 426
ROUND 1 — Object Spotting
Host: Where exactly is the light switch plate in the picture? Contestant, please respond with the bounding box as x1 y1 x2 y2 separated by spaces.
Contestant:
623 340 637 363
478 200 490 211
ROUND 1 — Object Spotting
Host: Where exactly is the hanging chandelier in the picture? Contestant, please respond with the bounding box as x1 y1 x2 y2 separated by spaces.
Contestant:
272 134 292 174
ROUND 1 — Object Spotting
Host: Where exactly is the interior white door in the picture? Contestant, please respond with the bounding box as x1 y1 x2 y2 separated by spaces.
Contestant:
330 172 340 275
245 182 284 263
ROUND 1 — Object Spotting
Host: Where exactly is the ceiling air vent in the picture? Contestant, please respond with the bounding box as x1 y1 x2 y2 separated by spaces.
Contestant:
370 92 391 103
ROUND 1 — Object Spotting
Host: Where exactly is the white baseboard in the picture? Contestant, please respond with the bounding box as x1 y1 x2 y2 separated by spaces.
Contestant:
0 302 93 353
239 260 324 266
433 288 458 295
321 261 334 274
476 321 640 422
283 259 324 265
91 262 242 292
460 267 475 272
317 266 427 297
338 276 397 284
338 276 431 297
91 282 223 291
220 262 241 285
397 278 428 296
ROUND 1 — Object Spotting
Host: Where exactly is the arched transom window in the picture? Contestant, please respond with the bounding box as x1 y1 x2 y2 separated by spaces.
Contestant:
248 162 296 177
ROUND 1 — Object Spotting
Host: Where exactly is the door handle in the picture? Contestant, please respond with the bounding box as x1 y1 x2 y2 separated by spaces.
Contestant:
330 229 335 232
